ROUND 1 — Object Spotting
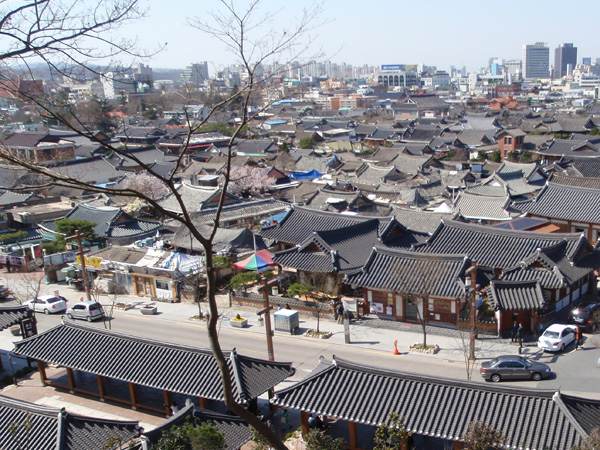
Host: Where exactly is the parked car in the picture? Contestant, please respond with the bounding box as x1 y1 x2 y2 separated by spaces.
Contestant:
480 355 552 382
24 295 67 314
537 324 576 352
66 301 105 322
0 284 10 299
568 303 600 333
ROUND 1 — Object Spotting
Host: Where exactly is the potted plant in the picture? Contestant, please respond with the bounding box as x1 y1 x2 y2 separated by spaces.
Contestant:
141 305 158 315
230 313 248 328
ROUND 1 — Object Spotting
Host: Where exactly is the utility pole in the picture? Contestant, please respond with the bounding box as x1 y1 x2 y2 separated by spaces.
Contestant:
258 277 276 361
466 262 478 361
67 230 91 302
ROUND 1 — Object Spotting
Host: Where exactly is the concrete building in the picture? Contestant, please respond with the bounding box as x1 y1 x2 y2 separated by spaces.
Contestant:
555 43 577 78
180 62 210 86
522 42 549 79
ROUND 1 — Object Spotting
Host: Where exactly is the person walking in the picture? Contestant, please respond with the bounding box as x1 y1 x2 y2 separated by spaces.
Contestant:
511 319 519 342
337 303 344 324
517 323 524 348
575 325 582 350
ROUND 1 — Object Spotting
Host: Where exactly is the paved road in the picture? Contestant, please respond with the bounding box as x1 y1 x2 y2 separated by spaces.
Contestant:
26 303 600 395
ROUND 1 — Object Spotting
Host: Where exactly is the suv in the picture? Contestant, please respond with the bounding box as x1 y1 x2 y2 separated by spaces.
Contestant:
66 301 105 322
568 303 600 333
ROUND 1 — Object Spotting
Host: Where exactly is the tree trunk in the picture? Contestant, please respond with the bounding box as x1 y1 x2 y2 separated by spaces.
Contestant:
204 251 288 450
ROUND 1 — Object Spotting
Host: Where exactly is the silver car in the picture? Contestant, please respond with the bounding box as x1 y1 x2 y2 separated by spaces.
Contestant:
66 301 105 322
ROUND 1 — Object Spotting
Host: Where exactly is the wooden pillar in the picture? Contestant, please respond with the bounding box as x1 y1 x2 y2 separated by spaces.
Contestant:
66 368 76 393
163 391 172 416
454 440 462 449
300 411 310 437
129 382 138 410
97 375 106 402
199 397 208 409
348 421 358 450
37 360 47 384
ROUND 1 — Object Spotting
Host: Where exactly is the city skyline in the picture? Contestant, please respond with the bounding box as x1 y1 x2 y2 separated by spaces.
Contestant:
122 0 600 73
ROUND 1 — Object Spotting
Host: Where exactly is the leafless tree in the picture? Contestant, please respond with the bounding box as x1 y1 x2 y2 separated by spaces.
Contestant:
0 1 322 448
461 420 507 450
9 272 45 308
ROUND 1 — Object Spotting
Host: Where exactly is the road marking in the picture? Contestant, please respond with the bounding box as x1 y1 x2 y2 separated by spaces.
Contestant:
364 349 399 356
239 348 265 355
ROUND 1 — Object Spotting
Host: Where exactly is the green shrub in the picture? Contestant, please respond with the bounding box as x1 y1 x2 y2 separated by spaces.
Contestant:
1 375 13 385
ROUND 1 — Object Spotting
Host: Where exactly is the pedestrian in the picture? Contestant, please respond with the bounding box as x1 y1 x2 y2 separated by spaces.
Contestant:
332 299 339 322
575 325 582 350
517 322 524 348
285 303 291 310
511 319 519 342
337 303 344 324
5 258 10 273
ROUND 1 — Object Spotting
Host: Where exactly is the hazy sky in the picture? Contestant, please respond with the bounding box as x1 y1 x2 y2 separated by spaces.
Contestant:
124 0 600 73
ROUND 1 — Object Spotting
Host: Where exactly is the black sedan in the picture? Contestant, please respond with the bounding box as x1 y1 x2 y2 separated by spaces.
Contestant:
568 303 600 332
480 355 552 382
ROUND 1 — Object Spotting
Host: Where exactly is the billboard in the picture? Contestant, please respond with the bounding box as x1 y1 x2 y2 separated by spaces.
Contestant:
381 64 418 72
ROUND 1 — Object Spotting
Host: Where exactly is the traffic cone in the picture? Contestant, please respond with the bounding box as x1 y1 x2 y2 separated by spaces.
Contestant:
393 339 399 355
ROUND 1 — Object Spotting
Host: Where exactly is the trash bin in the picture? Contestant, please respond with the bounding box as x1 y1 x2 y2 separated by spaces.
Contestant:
274 309 299 334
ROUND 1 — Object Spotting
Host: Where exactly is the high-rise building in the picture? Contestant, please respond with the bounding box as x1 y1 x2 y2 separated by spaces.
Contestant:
180 62 210 86
522 42 549 79
554 43 577 78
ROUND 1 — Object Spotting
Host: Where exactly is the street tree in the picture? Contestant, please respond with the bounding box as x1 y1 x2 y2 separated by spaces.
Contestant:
373 412 411 450
305 429 345 450
572 427 600 450
0 1 322 448
461 420 507 450
41 219 99 255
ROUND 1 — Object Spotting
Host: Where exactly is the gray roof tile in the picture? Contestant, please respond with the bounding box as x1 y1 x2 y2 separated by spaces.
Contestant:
14 320 294 404
272 357 589 449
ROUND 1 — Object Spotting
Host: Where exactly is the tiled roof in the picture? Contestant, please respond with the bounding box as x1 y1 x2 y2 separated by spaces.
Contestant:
549 173 600 190
390 207 454 234
538 139 600 157
465 184 507 197
143 402 251 449
157 184 238 214
453 192 513 221
273 218 417 274
345 247 468 298
500 241 597 289
13 320 294 404
513 182 600 224
416 219 586 270
272 357 591 449
356 163 404 185
560 156 600 178
391 153 433 175
487 280 546 311
0 306 30 331
193 199 289 226
0 190 35 207
260 206 395 246
0 395 141 450
41 204 162 240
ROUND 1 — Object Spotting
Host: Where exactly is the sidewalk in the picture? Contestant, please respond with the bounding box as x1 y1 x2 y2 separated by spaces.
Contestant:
0 272 525 365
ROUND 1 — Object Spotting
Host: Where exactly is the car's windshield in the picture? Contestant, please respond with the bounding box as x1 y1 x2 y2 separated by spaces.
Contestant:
523 358 533 368
490 358 498 366
543 331 559 339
